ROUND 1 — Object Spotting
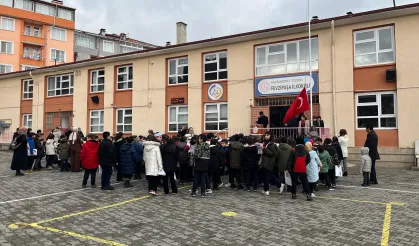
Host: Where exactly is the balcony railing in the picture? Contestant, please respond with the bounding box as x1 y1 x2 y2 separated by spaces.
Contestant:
21 55 44 61
22 32 44 38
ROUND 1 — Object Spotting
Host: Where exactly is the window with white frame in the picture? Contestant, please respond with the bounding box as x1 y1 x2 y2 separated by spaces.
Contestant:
120 43 143 53
0 40 13 54
91 69 105 92
255 38 319 76
204 52 227 82
0 17 15 31
168 106 188 132
116 108 132 132
90 110 104 133
75 33 96 49
23 79 33 99
47 74 74 97
23 114 32 129
0 64 12 74
57 8 74 21
33 27 40 37
168 57 188 85
0 0 13 7
35 2 56 16
356 91 397 129
204 103 228 131
354 26 395 67
24 25 31 35
50 49 65 62
21 65 39 71
117 65 133 90
15 0 34 11
51 27 66 41
103 40 114 53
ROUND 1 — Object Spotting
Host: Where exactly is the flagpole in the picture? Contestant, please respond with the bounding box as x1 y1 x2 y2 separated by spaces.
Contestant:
308 0 313 126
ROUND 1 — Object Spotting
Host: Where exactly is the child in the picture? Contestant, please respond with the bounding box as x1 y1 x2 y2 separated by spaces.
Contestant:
80 134 100 188
33 133 44 170
57 136 70 172
323 138 339 188
209 138 223 190
305 142 322 197
45 134 57 169
318 145 334 191
241 136 259 191
119 136 136 188
27 133 36 172
360 147 372 187
192 134 210 198
220 139 229 178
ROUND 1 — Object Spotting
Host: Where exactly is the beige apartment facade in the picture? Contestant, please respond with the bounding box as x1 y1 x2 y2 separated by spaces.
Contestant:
1 4 419 167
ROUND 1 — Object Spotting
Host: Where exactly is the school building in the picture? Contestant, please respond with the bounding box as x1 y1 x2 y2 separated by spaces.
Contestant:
0 4 419 168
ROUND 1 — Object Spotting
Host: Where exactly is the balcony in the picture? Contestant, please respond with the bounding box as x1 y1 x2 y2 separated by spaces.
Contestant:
20 55 45 67
21 32 46 46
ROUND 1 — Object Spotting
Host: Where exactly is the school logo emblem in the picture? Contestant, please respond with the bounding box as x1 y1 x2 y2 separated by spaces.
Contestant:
208 83 223 100
258 80 270 94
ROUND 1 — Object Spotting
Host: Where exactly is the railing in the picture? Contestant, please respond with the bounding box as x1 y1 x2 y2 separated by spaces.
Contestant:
0 131 13 144
22 32 44 38
215 127 330 140
21 55 44 61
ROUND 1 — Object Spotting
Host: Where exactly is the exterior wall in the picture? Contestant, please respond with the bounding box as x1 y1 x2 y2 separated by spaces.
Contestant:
0 77 21 133
0 17 21 72
45 28 74 66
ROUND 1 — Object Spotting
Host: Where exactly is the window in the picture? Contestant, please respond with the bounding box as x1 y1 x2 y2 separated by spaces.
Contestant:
35 2 56 16
356 91 397 129
0 0 12 7
0 40 13 54
23 114 32 129
354 26 395 67
168 106 188 132
47 74 74 97
255 38 319 76
23 79 33 99
23 47 30 58
0 17 15 31
91 69 105 92
90 110 104 133
204 103 228 131
75 33 96 49
116 108 132 132
57 8 74 21
21 65 38 71
204 52 227 82
33 27 40 37
15 0 34 11
50 49 65 62
117 65 133 90
120 43 143 53
103 40 114 53
0 64 12 74
33 48 40 60
24 25 31 35
51 27 66 41
168 57 188 85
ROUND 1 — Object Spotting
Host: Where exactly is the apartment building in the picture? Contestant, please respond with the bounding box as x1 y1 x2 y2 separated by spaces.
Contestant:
74 29 158 61
0 0 75 73
0 5 419 168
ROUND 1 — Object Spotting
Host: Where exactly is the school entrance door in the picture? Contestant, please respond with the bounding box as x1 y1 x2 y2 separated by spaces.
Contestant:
269 106 288 127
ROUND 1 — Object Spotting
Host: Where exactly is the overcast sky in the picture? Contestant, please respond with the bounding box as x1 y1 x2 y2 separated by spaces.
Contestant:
68 0 417 46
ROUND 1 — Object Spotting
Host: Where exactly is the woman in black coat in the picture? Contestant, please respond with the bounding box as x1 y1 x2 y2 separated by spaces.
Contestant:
161 138 178 194
11 128 28 176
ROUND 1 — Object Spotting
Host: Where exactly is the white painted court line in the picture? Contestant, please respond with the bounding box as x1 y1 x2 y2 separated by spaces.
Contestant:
339 185 419 194
397 182 419 186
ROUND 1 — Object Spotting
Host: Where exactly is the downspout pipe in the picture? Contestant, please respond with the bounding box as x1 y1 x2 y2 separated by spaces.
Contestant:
331 20 338 136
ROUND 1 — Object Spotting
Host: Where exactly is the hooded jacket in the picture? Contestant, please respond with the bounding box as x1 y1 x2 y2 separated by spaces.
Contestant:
364 130 379 161
176 141 190 165
338 135 349 158
276 143 292 172
27 136 35 156
261 142 278 171
98 139 116 167
331 141 344 161
319 151 331 173
360 147 372 173
114 138 126 164
287 144 311 173
325 145 339 169
241 145 259 171
162 143 178 172
132 141 143 163
34 138 44 157
209 145 224 172
307 150 321 183
80 140 99 169
119 142 135 175
229 142 244 169
57 140 70 160
143 141 163 176
194 142 210 172
45 139 57 155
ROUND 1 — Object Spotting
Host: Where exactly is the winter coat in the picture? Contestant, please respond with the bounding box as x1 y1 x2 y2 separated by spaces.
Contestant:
27 137 35 156
34 138 44 157
80 140 100 169
287 144 311 173
57 140 70 160
307 130 319 140
324 145 339 169
276 143 292 172
261 142 278 171
209 145 224 172
360 147 372 173
114 138 126 164
143 141 163 176
11 134 28 171
132 141 143 163
119 143 135 175
45 139 57 155
98 139 116 167
319 151 331 173
364 130 379 161
338 135 349 158
241 145 259 171
220 146 230 167
307 150 321 183
332 141 344 161
194 142 210 172
176 142 190 165
229 142 243 169
162 143 178 172
53 129 62 143
71 138 83 153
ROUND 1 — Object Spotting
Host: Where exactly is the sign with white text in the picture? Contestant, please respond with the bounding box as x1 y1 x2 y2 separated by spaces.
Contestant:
254 72 318 97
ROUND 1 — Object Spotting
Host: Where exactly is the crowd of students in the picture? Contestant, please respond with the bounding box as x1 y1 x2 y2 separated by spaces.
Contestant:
10 124 377 201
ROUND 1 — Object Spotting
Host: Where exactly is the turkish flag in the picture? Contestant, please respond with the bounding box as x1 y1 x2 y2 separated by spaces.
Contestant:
283 88 310 124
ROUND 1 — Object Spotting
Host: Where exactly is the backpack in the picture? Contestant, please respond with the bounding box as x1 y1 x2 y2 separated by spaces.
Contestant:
10 135 23 150
293 155 307 173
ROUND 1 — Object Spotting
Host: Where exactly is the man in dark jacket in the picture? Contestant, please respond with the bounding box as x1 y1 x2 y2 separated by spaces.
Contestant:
229 135 244 189
364 124 379 184
99 132 116 190
256 111 269 128
162 138 178 194
287 136 312 201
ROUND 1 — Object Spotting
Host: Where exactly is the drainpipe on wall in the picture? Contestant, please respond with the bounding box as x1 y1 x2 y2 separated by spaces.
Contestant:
29 71 39 130
331 20 337 136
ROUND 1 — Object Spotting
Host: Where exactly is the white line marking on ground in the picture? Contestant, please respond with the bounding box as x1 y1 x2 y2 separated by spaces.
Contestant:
397 182 419 186
339 185 419 194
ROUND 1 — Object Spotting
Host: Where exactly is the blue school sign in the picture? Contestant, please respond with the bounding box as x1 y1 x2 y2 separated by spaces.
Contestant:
255 72 318 97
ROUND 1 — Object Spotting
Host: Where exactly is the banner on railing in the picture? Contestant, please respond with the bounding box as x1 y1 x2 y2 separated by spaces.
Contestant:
255 72 318 97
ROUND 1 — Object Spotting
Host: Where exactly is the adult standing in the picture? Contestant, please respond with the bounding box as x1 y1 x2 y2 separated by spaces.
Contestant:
364 124 379 184
256 111 269 128
11 127 28 176
98 131 116 190
12 128 19 141
161 138 178 194
338 129 349 176
77 127 85 139
69 127 83 172
114 132 126 183
298 115 310 137
317 116 325 128
53 127 62 143
143 135 164 196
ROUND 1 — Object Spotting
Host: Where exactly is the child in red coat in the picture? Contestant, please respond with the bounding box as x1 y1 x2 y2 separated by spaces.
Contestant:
80 134 100 188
